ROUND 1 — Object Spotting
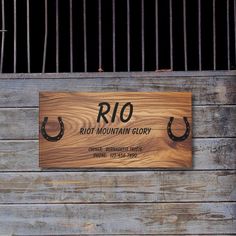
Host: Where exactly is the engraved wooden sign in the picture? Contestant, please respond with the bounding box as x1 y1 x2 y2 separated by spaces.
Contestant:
39 92 192 168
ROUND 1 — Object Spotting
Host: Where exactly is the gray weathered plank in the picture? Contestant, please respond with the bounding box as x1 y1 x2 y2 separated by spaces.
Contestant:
0 171 235 203
193 106 236 137
0 70 235 78
193 138 236 169
0 108 37 139
0 203 235 234
0 138 235 171
0 106 235 139
0 76 235 107
0 141 38 171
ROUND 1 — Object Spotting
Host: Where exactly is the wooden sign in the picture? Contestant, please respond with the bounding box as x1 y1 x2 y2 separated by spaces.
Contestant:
39 92 192 168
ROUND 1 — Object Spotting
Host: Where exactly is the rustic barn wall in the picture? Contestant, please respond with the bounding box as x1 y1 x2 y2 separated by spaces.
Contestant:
0 71 235 235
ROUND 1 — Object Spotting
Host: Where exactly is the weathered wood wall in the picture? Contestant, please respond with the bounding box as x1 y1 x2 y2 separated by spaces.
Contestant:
0 71 235 235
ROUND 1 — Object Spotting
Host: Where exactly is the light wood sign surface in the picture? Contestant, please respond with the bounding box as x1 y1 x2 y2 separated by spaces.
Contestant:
39 92 192 168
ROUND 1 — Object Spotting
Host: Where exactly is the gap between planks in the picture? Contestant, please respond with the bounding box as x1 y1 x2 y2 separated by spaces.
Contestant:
0 201 235 205
1 104 236 109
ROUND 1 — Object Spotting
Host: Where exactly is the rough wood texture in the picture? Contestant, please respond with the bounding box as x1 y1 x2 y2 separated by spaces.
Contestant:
39 92 192 168
0 106 235 140
0 138 235 171
0 73 235 235
0 171 235 203
0 203 235 234
0 76 235 107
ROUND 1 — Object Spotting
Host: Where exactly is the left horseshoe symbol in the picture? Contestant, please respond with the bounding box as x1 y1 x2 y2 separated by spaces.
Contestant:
41 117 64 142
167 117 190 142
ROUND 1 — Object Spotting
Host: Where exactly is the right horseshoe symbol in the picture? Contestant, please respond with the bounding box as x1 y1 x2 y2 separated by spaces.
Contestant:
167 117 190 142
41 117 64 142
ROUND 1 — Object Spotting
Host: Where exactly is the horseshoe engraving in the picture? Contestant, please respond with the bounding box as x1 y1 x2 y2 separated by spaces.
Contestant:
41 117 64 142
167 117 190 142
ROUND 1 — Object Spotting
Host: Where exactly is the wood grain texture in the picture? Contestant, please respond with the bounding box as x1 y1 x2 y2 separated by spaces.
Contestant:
39 92 192 168
0 171 235 203
0 138 235 171
0 76 235 107
0 73 235 235
0 106 235 140
0 203 235 234
0 108 37 139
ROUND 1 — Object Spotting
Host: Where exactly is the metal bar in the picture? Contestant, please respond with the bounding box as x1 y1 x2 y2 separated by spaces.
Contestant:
26 0 30 73
56 0 59 73
112 0 116 72
69 0 73 72
198 0 202 71
183 0 187 71
0 0 5 73
226 0 230 70
13 0 16 73
169 0 173 70
234 0 236 62
141 0 144 71
213 0 216 70
98 0 102 72
42 0 48 73
83 0 87 72
155 0 158 71
127 0 130 72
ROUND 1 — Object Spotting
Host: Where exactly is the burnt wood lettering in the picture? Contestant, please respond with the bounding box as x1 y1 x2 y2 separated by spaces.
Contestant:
97 102 133 123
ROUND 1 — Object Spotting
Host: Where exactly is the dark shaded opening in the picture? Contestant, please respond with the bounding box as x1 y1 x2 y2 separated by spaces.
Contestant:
0 0 235 73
